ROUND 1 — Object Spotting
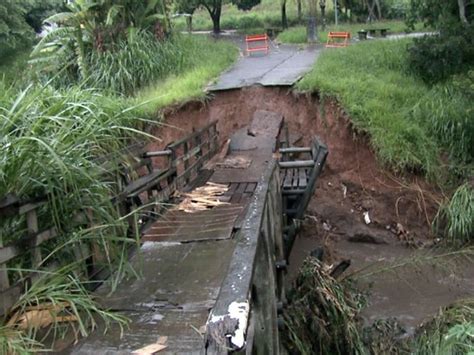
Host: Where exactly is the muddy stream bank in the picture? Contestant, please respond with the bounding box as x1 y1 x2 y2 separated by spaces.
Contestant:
149 86 474 337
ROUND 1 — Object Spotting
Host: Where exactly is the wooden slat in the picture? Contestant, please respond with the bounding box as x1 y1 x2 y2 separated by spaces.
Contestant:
279 160 314 169
298 168 307 188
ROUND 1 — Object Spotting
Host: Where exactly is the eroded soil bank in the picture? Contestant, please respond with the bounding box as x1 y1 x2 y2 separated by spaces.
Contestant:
149 86 474 334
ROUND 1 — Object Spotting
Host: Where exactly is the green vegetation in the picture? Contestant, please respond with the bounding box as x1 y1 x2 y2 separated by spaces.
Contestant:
134 36 237 112
297 40 472 179
0 47 31 85
277 20 426 44
435 183 474 245
283 258 365 354
414 299 474 354
87 32 237 96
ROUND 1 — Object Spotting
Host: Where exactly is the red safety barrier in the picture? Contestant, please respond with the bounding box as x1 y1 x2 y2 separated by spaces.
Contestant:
245 34 269 55
326 31 351 48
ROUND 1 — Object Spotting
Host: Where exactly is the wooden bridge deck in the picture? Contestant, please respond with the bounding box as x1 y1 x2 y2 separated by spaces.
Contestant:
72 111 284 354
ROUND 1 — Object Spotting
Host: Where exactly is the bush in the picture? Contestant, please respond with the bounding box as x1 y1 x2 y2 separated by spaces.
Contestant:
87 31 197 95
408 25 474 83
434 183 474 245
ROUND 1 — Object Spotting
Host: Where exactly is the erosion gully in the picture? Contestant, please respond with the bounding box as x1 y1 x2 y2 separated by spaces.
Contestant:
155 86 474 336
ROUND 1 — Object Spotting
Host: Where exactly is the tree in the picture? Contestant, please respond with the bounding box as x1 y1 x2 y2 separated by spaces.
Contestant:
234 0 261 10
175 0 260 34
25 0 65 33
31 0 170 80
407 0 472 28
0 2 34 58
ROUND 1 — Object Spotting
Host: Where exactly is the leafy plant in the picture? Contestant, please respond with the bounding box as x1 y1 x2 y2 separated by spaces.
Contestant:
414 299 474 354
434 183 474 245
87 32 200 95
408 25 474 84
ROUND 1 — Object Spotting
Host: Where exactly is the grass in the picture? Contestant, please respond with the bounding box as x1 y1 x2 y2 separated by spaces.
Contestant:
297 39 472 180
277 20 428 44
414 299 474 354
133 35 238 114
0 46 32 85
434 183 474 245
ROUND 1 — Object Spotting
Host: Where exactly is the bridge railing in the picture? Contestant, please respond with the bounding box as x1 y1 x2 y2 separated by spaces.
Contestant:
205 159 285 354
0 121 219 317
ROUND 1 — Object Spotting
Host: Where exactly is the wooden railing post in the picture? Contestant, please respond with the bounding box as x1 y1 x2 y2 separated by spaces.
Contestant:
26 209 41 267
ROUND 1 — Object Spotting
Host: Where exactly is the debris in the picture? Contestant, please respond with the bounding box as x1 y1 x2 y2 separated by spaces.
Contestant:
216 156 252 169
7 302 77 330
341 183 347 199
363 211 371 224
323 222 331 231
329 259 351 279
175 182 229 213
204 139 230 169
132 336 168 354
305 214 318 224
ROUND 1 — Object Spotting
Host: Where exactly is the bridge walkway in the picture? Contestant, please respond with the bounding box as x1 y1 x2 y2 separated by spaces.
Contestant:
72 111 284 354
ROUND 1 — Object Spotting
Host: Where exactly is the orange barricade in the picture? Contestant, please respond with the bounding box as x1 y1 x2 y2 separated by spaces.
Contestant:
245 34 270 55
326 31 351 48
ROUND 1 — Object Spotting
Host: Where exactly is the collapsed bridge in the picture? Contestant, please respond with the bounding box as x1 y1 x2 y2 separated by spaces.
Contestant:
1 110 327 354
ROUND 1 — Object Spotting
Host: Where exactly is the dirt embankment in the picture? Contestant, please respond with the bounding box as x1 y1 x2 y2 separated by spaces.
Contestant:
150 85 441 248
149 86 474 333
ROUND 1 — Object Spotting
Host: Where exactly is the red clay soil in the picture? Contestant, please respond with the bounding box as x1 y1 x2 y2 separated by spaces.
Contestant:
149 86 441 247
149 86 473 332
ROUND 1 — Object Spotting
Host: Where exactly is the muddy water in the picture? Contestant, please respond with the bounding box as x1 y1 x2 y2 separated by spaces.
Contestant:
289 232 474 335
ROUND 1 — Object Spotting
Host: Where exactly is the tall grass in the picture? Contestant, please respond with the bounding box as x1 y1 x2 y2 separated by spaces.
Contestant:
414 299 474 354
88 32 218 95
0 82 153 349
297 39 472 181
298 39 439 175
434 184 474 245
133 35 238 113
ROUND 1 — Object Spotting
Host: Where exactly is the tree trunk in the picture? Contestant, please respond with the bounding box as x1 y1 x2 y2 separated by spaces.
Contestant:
297 0 302 22
365 0 377 22
374 0 382 20
281 0 288 29
204 1 222 34
308 0 317 43
320 5 326 30
458 0 468 24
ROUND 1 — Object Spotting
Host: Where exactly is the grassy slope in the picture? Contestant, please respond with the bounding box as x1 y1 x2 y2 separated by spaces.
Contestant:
297 39 472 180
134 35 238 114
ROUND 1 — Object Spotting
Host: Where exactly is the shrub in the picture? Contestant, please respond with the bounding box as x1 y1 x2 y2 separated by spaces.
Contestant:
87 31 195 95
408 24 474 83
434 183 474 245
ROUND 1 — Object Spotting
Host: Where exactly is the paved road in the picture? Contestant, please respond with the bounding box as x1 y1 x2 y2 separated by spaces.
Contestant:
208 37 321 91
